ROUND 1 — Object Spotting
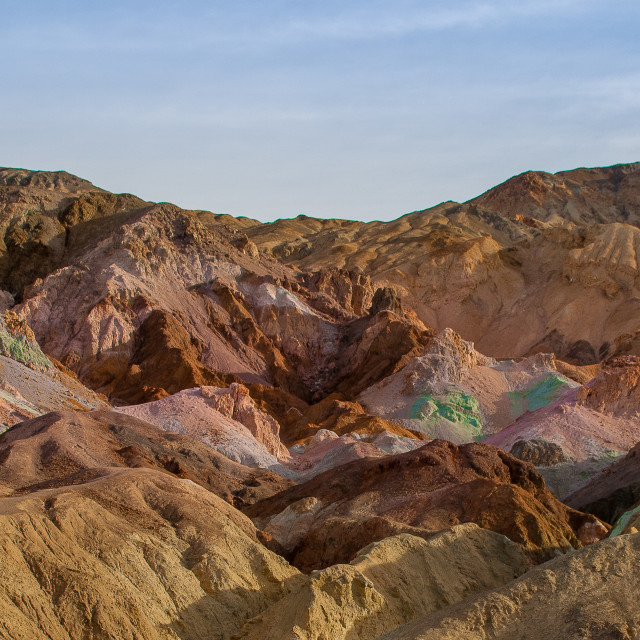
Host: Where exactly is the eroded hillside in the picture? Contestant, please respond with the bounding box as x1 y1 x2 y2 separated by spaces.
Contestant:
1 163 640 640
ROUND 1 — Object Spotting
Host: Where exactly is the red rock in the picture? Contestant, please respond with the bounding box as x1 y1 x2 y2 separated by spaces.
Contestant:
245 439 606 571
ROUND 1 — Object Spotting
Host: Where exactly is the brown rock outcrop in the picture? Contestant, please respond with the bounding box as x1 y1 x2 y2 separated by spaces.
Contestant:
245 440 607 570
300 267 375 317
0 448 533 640
470 163 640 225
509 439 568 466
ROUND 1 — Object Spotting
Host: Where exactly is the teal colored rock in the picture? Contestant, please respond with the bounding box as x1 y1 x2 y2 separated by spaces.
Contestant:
410 390 483 440
0 316 53 371
509 374 573 417
610 503 640 536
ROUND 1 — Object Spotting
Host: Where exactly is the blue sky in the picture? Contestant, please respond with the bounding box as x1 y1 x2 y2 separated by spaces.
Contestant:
2 1 639 221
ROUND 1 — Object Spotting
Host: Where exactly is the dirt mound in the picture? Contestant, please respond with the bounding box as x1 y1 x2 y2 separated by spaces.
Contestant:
379 532 640 640
0 409 291 506
554 359 601 384
288 430 389 479
0 468 299 640
245 439 606 570
235 525 527 640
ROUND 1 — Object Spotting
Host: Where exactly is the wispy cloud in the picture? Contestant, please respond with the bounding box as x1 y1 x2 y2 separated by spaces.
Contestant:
0 0 600 53
266 0 592 42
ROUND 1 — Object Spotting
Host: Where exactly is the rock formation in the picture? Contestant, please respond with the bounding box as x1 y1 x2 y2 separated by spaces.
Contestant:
378 532 640 640
0 409 291 505
245 439 607 570
509 439 568 466
1 162 639 639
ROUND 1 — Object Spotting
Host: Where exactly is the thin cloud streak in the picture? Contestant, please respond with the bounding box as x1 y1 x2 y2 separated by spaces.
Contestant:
0 0 599 53
270 0 594 43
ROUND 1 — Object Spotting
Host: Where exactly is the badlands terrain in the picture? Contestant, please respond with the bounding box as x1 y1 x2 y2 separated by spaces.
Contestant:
0 162 640 638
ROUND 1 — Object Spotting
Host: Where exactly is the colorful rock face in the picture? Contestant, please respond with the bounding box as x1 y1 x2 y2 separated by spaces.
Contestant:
1 164 640 639
115 384 294 476
359 334 579 444
484 357 640 498
0 311 107 431
508 373 574 415
409 389 484 440
609 503 640 536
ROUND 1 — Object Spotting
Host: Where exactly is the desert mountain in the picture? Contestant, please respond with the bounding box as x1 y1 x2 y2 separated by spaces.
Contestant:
1 168 437 414
244 439 606 571
0 409 291 505
1 162 640 639
243 163 640 364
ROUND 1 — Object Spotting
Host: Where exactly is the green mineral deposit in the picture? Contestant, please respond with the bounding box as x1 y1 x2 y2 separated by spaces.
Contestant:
509 374 573 417
410 390 483 440
610 503 640 537
0 323 52 370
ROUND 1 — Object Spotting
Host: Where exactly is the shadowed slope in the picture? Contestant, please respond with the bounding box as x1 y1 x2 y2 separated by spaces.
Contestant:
378 532 640 640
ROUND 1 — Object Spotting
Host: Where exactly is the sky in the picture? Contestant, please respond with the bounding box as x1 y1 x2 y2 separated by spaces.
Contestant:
1 0 639 222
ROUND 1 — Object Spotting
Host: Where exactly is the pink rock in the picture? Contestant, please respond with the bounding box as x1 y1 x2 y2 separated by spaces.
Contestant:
116 386 293 474
200 383 288 459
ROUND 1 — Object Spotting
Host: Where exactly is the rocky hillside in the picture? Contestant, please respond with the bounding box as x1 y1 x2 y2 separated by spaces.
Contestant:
244 163 640 364
1 162 640 639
